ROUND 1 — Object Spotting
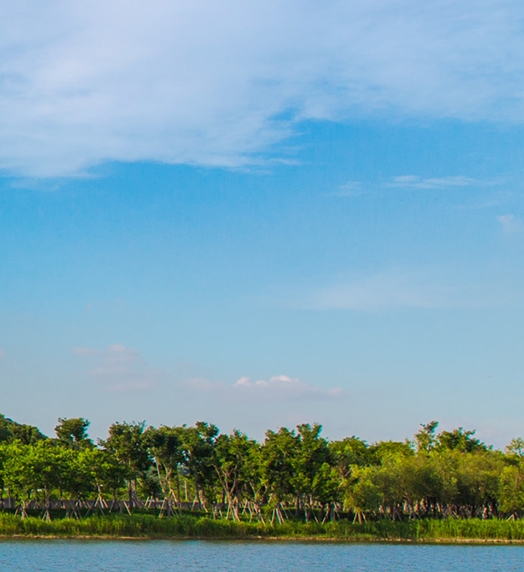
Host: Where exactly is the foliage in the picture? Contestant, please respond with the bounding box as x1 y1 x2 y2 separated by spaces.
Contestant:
0 412 524 534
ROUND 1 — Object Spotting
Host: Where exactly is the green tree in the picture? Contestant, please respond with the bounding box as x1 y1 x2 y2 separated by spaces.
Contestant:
4 441 64 519
292 423 331 521
344 466 382 522
454 450 504 517
144 425 184 515
58 448 95 518
55 417 93 449
498 464 524 517
260 427 298 522
436 427 487 453
101 421 151 510
330 436 372 482
178 422 219 510
312 462 342 521
505 437 524 458
214 430 259 521
86 448 128 512
415 421 439 453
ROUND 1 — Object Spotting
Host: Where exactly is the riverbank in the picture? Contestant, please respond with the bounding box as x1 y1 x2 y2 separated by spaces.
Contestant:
0 514 524 543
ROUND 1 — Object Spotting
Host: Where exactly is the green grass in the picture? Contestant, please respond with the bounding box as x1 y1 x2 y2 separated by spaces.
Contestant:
0 512 523 541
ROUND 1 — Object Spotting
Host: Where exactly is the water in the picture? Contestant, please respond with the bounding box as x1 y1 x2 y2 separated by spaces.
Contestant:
0 540 522 571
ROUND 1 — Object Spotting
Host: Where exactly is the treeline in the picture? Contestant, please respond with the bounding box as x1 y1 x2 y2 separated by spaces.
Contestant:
1 414 524 524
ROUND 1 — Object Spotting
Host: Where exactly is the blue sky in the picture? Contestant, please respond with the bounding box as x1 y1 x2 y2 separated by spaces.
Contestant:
1 1 524 446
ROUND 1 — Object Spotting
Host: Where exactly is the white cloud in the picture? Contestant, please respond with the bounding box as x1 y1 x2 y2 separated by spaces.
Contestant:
296 266 520 311
497 214 524 235
388 175 480 189
331 175 498 197
311 270 453 310
73 343 159 391
329 181 363 197
2 1 524 177
186 374 343 402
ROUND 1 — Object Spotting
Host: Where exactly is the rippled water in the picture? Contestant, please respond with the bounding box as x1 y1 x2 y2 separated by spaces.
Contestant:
0 540 522 572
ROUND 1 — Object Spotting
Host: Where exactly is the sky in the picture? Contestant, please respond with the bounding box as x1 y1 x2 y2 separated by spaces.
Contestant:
1 0 524 447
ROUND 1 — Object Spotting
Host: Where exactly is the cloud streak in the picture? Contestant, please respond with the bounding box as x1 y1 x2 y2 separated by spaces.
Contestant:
329 181 364 197
289 266 522 311
186 374 344 402
2 1 524 176
388 175 480 190
73 343 159 391
498 214 524 235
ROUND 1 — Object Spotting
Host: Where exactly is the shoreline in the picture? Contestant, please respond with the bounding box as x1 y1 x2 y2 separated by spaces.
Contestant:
1 513 524 544
0 534 524 544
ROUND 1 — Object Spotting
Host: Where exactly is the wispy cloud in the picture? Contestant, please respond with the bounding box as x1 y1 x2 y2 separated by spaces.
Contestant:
73 343 159 391
497 214 524 235
2 2 524 177
454 193 511 211
311 270 455 311
290 266 520 311
388 175 480 189
330 175 503 198
186 375 344 402
328 181 363 197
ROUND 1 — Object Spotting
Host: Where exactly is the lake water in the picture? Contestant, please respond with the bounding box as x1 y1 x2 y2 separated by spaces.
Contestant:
0 540 522 571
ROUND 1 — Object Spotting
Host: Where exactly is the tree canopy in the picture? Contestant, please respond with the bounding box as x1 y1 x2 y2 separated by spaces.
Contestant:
0 413 523 523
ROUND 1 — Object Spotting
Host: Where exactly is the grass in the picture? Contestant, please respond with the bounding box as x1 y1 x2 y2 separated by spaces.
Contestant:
0 512 524 541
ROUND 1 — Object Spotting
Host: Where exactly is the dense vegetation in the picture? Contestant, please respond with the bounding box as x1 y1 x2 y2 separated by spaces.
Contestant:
1 414 524 540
